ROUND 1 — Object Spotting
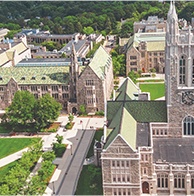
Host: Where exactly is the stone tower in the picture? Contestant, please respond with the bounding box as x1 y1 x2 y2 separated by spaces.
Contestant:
69 43 79 103
165 1 194 137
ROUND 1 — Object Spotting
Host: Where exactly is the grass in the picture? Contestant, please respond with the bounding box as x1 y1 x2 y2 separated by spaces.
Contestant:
0 138 41 159
0 160 18 178
86 130 103 158
139 83 165 100
75 165 103 195
137 79 164 82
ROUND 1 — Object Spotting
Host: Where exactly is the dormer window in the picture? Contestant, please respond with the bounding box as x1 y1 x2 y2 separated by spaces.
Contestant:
0 76 2 80
42 75 46 80
31 76 36 80
21 76 26 80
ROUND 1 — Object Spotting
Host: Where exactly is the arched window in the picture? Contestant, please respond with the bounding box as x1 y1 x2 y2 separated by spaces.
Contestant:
174 173 185 189
191 174 194 188
157 173 168 188
192 59 194 85
183 116 194 135
179 55 186 85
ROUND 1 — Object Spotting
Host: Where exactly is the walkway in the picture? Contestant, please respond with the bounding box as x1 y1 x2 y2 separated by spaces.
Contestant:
0 147 28 167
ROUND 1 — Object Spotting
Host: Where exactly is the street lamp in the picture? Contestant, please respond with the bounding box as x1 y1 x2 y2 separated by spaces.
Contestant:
70 144 73 155
52 181 55 196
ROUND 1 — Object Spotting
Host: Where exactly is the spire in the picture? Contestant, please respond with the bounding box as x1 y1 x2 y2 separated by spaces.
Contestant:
172 1 178 21
168 0 173 17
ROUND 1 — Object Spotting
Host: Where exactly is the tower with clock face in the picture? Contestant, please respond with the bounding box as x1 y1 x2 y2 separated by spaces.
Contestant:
165 1 194 137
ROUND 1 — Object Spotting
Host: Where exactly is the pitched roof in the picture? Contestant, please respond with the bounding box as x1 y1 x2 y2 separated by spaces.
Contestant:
127 32 165 52
116 77 140 101
105 77 167 150
88 45 112 79
0 66 69 85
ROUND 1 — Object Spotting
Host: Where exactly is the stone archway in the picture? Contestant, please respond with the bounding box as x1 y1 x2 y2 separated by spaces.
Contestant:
72 107 77 114
142 181 149 194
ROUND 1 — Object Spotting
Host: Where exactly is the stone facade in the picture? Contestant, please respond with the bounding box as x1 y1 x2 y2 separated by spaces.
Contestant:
125 33 165 75
0 45 113 114
102 2 194 196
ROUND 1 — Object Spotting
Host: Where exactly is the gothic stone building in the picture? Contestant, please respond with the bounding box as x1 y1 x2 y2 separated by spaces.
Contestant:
0 45 113 114
101 2 194 195
125 32 165 75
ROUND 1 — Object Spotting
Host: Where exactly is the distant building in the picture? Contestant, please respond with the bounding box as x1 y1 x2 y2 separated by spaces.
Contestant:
134 16 166 33
0 28 9 41
0 35 31 67
101 2 194 195
15 29 82 45
125 32 165 74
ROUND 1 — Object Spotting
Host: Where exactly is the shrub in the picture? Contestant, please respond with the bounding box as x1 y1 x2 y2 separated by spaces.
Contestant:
65 122 73 130
95 111 104 116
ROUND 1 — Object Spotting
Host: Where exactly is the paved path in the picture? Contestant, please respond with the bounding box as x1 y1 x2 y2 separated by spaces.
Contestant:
0 147 28 167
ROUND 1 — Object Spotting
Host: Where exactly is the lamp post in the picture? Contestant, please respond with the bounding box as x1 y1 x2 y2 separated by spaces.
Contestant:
52 181 55 196
71 144 73 155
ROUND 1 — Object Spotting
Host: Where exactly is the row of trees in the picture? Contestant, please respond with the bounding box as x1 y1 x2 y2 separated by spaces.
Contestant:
3 91 62 131
0 141 42 195
0 2 192 38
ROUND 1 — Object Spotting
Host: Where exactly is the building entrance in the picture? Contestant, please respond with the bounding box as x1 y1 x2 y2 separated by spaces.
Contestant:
142 181 149 194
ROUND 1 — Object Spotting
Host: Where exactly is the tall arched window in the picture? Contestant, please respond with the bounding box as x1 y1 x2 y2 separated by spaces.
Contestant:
179 56 186 85
157 173 168 188
192 59 194 85
191 174 194 188
183 116 194 135
174 173 185 189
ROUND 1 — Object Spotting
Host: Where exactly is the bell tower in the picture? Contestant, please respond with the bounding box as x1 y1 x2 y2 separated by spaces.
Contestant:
165 1 194 137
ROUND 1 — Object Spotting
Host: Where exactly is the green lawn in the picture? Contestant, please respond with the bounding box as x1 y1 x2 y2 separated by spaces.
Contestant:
0 138 41 159
139 83 165 100
87 130 103 158
0 160 18 178
76 165 103 195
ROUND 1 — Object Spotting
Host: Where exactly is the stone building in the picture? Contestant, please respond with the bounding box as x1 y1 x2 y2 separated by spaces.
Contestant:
134 16 166 34
0 35 31 67
0 45 113 114
125 32 165 75
101 2 194 195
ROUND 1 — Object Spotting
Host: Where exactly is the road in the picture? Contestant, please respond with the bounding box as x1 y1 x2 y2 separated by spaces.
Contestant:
56 129 95 195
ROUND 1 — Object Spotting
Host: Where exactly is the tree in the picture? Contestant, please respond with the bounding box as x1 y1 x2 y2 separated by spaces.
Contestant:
83 26 94 35
34 94 62 130
79 104 86 115
128 70 140 84
5 91 36 128
42 151 56 162
68 113 74 124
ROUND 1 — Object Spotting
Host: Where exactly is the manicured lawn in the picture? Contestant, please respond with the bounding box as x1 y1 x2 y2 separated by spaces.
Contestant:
87 130 103 158
0 138 41 159
139 83 165 100
0 161 18 178
76 165 103 195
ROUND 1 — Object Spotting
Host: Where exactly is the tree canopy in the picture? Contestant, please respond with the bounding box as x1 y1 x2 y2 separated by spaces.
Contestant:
4 92 62 131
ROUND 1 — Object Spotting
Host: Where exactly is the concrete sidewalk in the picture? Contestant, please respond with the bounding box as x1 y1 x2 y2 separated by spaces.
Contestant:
0 147 28 167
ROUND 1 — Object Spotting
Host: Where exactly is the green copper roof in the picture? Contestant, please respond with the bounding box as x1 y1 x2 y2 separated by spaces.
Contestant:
127 32 165 52
0 66 69 85
104 105 137 151
105 77 167 150
89 45 112 79
120 107 137 150
116 77 140 101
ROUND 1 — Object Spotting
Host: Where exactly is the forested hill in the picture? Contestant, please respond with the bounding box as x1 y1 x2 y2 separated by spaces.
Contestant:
0 1 193 36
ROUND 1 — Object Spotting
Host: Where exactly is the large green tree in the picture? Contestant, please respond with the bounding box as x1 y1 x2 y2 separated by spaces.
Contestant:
6 91 36 127
34 93 62 130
